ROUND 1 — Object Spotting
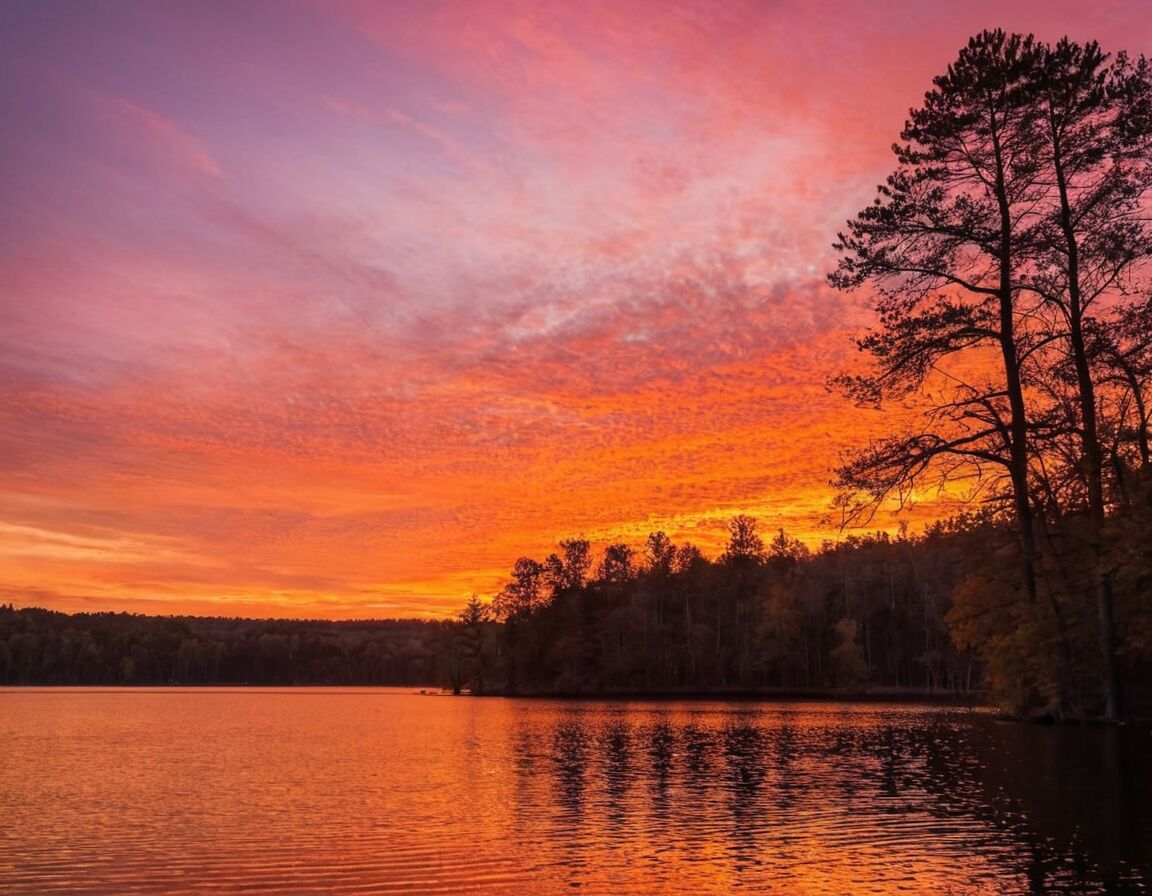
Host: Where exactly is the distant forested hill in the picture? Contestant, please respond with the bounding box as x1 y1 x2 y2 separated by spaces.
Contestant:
0 608 449 686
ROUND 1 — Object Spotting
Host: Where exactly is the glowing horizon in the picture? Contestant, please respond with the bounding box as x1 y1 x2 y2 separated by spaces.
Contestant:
2 1 1148 619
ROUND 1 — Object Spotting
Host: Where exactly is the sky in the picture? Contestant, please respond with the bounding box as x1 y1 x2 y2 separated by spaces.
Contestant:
1 0 1149 619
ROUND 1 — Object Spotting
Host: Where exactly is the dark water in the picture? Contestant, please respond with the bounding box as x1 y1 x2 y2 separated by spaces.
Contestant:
0 690 1148 895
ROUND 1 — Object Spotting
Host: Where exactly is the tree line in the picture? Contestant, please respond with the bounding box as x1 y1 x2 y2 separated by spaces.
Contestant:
0 608 451 686
4 508 1148 715
457 512 1149 715
0 516 1013 695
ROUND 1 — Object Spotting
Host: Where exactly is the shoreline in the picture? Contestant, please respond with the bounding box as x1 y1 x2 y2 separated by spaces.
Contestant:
468 686 987 705
0 682 983 703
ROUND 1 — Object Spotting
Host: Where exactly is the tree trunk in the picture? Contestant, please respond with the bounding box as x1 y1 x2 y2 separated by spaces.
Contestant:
1049 108 1121 719
990 107 1039 607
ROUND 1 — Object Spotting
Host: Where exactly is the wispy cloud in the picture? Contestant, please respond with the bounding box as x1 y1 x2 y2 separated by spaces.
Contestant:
106 97 222 176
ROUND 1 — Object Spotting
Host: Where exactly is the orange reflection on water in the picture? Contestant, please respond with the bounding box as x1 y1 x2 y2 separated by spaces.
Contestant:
5 690 1144 895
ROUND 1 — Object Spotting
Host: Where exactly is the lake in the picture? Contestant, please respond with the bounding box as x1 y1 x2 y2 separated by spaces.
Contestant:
1 689 1148 895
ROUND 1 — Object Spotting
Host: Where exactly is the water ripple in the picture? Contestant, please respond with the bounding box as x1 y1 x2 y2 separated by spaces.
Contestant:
1 691 1148 895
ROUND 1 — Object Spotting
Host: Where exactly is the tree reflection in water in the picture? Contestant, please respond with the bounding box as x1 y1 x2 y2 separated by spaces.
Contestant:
515 703 1150 894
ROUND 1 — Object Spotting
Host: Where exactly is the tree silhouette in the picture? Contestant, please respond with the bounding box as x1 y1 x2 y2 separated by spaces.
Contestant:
492 557 547 694
645 531 676 576
598 543 636 585
832 31 1152 718
1021 41 1152 718
545 538 592 597
721 515 766 565
832 29 1048 604
456 595 493 694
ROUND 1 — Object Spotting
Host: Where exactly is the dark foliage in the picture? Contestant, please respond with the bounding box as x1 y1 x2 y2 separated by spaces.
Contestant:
480 519 989 696
0 608 453 686
830 30 1152 719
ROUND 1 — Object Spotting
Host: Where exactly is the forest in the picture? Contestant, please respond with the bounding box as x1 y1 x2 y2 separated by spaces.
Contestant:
0 608 449 687
2 518 977 693
455 505 1151 717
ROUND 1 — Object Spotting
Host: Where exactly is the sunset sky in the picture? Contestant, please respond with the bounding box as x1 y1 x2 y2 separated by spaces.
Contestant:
2 1 1149 618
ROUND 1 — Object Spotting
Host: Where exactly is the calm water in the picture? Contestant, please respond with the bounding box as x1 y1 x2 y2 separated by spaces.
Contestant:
1 690 1148 895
